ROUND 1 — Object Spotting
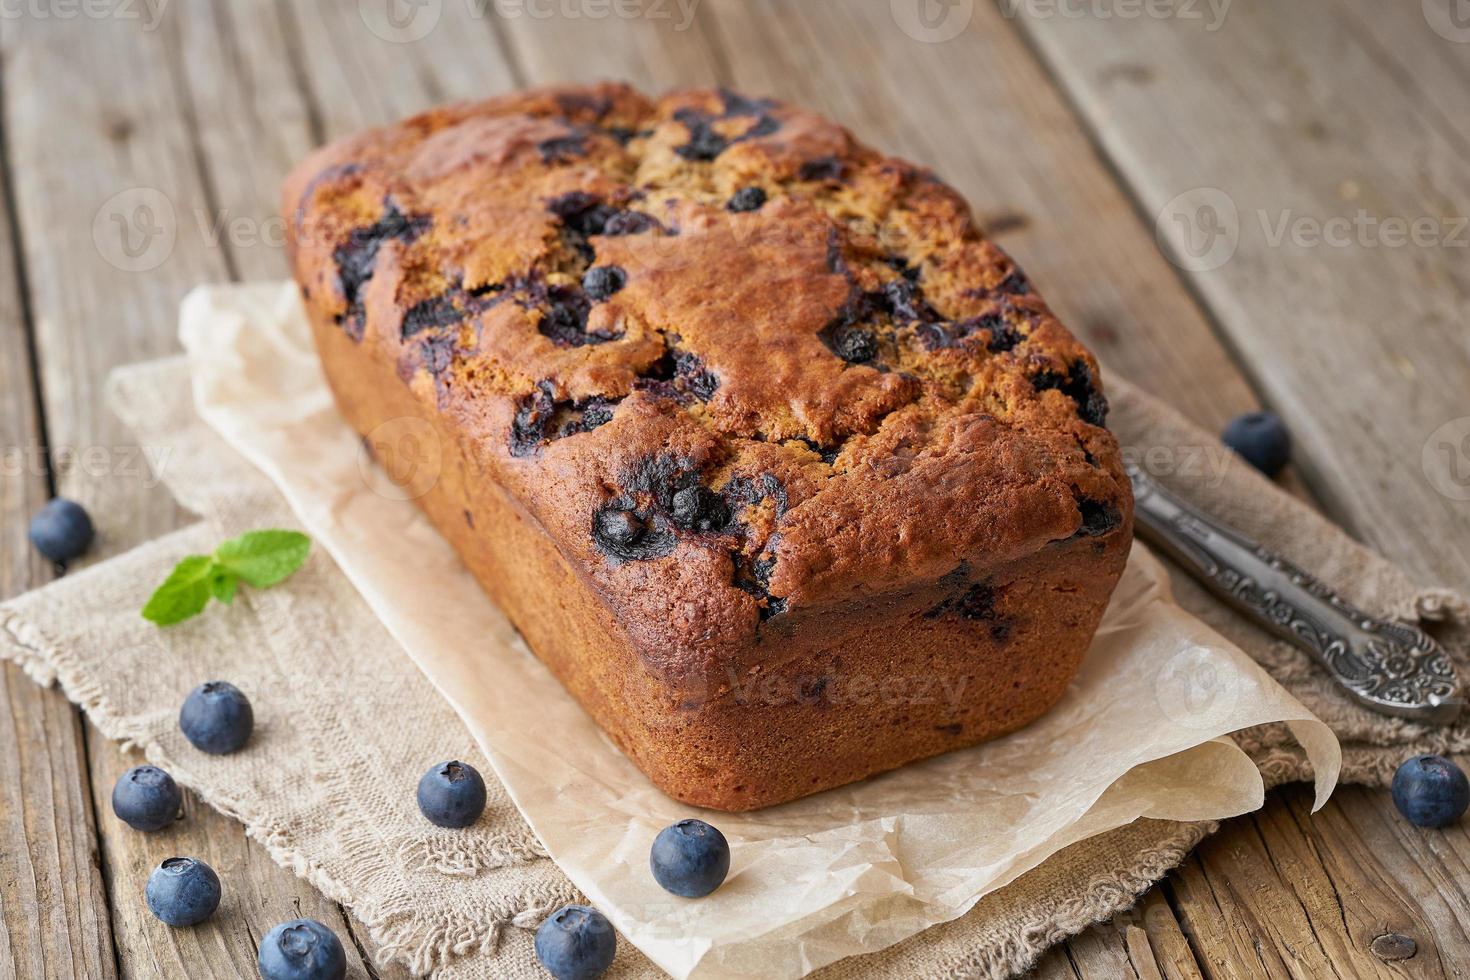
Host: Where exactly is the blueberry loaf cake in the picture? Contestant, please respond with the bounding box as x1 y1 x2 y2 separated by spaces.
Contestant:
284 83 1132 811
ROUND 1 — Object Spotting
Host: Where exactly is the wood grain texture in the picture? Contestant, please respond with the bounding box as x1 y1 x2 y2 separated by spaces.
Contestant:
0 664 118 980
1167 782 1470 980
0 6 381 977
280 0 517 142
1031 916 1154 979
1134 889 1204 980
0 85 119 980
1009 0 1470 588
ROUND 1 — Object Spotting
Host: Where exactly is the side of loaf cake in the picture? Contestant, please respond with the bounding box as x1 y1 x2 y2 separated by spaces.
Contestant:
284 82 1132 812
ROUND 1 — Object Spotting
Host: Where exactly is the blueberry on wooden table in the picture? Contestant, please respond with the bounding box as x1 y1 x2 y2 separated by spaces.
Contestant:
111 765 182 832
1391 754 1469 828
179 681 254 754
534 904 617 980
1221 411 1291 477
28 497 94 562
650 818 730 898
145 857 221 927
417 760 487 828
257 919 347 980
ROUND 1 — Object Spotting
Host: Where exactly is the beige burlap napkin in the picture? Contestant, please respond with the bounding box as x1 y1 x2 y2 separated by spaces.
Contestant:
2 349 1466 978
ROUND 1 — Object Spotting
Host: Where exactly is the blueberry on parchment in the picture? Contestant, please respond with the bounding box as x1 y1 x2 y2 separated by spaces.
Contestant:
650 818 731 898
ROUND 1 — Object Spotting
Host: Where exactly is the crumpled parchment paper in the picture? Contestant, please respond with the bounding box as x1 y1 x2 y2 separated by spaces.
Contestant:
176 282 1339 979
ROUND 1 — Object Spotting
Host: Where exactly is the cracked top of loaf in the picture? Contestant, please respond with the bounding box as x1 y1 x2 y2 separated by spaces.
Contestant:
284 82 1130 681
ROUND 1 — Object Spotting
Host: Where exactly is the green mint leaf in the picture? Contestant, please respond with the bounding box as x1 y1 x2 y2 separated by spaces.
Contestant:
143 530 312 626
213 530 311 589
209 567 238 605
142 555 220 626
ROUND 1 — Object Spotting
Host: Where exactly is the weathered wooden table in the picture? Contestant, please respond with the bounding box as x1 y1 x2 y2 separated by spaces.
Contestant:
3 1 1467 976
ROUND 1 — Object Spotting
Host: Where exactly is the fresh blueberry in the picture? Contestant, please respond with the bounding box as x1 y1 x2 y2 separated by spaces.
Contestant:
145 857 221 927
417 760 487 828
1221 411 1291 477
28 498 94 563
1391 754 1469 828
179 681 254 754
727 186 767 212
257 919 347 980
650 818 730 898
534 904 617 980
582 265 627 302
111 765 182 832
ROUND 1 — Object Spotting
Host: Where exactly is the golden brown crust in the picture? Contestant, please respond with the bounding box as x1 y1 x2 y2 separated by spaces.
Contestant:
285 82 1134 809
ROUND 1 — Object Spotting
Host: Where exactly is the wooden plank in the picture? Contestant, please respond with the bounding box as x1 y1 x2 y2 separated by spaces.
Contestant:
1031 911 1188 979
1008 0 1470 588
0 666 118 980
1136 889 1204 980
168 0 318 281
1281 783 1470 972
280 0 517 142
1169 783 1470 980
0 80 119 979
1335 0 1470 164
0 8 380 977
492 0 726 89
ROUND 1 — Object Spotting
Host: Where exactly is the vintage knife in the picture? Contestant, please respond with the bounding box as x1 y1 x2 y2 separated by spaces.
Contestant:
1126 462 1463 725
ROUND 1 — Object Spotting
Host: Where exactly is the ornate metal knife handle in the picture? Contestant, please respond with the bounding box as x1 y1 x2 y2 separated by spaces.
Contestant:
1127 462 1462 725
